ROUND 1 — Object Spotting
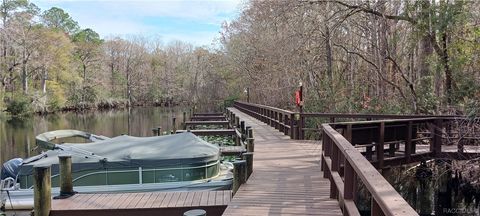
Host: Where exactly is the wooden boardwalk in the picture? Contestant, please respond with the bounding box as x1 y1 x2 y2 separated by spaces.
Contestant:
50 190 231 216
223 108 342 215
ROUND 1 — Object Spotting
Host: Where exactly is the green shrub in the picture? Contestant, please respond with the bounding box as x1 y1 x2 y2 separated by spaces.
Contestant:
5 96 32 116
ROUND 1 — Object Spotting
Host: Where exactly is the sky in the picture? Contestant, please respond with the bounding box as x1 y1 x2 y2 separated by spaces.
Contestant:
32 0 243 46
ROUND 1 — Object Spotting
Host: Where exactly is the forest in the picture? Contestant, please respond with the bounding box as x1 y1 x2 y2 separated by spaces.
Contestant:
0 0 479 116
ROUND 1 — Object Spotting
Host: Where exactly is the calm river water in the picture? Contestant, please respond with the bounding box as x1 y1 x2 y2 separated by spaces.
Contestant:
0 107 188 164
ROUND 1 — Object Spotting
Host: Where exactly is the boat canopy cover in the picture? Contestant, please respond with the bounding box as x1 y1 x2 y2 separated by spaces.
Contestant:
19 132 219 175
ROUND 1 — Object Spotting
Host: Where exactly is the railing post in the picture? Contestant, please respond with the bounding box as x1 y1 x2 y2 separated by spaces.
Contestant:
278 113 283 132
300 115 305 139
345 124 352 143
330 145 339 199
277 112 280 130
232 160 246 196
34 165 51 216
377 122 385 169
289 113 295 139
329 117 336 123
405 121 413 163
243 152 253 180
55 155 76 199
371 198 385 216
432 118 443 156
344 159 355 202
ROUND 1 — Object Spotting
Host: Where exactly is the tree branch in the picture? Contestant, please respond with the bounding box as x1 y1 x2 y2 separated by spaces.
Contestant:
330 0 417 24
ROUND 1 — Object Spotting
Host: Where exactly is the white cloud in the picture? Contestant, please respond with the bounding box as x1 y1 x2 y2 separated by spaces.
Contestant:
33 0 242 46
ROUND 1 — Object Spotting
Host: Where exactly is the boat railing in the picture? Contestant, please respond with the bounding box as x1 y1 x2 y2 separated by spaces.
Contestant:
0 177 16 191
27 160 222 189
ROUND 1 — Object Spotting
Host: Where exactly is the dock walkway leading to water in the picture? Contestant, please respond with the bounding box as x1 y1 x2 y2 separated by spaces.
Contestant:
223 108 342 215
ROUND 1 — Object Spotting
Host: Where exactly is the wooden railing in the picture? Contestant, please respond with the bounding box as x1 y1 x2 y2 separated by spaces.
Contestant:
234 101 444 140
322 123 418 216
232 100 480 216
234 101 299 139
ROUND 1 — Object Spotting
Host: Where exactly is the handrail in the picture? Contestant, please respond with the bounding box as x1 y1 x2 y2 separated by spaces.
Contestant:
322 124 418 216
231 100 479 216
234 101 294 114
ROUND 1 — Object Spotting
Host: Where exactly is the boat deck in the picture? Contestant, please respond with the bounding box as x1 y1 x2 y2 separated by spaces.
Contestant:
223 108 342 215
50 190 231 216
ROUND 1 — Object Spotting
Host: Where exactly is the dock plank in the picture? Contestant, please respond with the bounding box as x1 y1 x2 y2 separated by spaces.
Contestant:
167 192 181 207
191 191 202 207
207 191 216 206
159 191 173 207
150 192 167 208
223 108 342 216
51 190 231 215
215 190 224 206
184 190 195 207
199 191 209 206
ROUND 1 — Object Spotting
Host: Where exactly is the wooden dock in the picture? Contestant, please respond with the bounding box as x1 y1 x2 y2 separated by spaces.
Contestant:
223 108 342 215
50 190 231 216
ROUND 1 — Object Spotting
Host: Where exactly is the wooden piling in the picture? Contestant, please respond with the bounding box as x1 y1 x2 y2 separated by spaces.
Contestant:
243 152 253 180
246 128 254 152
172 117 177 134
55 155 76 199
240 121 245 135
230 113 236 128
232 160 246 195
235 116 240 128
183 112 187 130
234 117 241 146
34 165 51 216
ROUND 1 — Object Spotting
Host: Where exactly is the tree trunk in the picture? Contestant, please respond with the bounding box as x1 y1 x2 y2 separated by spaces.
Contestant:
325 24 333 87
442 31 452 105
42 68 47 94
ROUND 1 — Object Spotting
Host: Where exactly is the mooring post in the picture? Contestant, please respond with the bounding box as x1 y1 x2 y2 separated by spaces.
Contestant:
246 128 254 152
240 121 245 135
183 111 187 130
152 128 158 136
230 113 235 128
243 152 253 180
55 155 76 199
232 160 246 195
33 165 51 216
235 116 240 128
234 116 241 146
172 117 177 134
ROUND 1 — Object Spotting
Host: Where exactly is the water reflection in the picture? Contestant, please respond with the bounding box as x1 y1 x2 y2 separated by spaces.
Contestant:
0 107 188 164
357 160 480 216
